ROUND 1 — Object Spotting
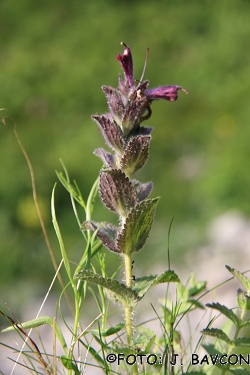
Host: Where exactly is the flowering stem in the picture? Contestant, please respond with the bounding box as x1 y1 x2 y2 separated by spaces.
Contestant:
123 252 139 374
124 253 133 288
125 305 139 375
124 253 133 341
85 43 187 375
124 304 133 346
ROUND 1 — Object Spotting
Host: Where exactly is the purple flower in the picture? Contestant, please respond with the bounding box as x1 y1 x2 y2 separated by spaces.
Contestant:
116 43 134 88
145 86 188 102
116 43 188 104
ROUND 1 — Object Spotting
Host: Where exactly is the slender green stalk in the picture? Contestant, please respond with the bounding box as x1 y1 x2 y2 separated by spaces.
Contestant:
73 44 187 375
123 252 134 345
66 288 81 375
123 252 139 375
124 305 133 347
124 253 133 289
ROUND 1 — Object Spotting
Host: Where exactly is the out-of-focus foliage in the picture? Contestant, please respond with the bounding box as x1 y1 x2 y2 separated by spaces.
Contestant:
0 0 250 307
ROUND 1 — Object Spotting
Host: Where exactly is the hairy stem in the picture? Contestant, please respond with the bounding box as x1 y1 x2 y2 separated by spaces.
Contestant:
124 305 133 347
123 252 139 374
124 253 133 288
123 253 133 344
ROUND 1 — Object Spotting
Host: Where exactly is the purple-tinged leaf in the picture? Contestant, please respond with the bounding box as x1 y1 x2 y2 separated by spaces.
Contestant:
102 85 124 126
121 95 150 135
131 180 153 202
118 74 130 101
120 135 151 176
116 197 159 254
135 126 154 136
83 220 120 253
92 115 125 152
94 148 116 168
99 169 136 217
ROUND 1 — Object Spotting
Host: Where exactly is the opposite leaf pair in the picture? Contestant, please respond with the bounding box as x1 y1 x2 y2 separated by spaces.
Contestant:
85 43 187 256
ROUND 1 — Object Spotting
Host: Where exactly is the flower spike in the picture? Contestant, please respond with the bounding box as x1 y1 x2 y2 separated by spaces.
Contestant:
88 43 188 256
81 43 187 350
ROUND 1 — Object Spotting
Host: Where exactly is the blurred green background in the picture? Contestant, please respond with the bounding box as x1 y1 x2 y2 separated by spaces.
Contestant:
1 0 250 311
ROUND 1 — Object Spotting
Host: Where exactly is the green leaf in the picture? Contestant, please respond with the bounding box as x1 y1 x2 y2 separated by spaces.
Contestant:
154 270 180 284
84 197 160 255
206 303 240 327
89 323 125 337
75 269 139 307
133 275 158 298
60 356 80 375
133 271 179 299
134 333 156 352
56 171 82 204
136 327 156 352
188 273 207 296
177 300 205 315
144 335 156 352
110 340 156 356
235 337 250 347
56 159 87 209
202 328 232 344
2 316 68 355
110 342 136 355
102 323 125 337
2 316 51 332
237 290 250 310
229 369 250 375
78 341 106 368
117 197 160 254
226 266 250 294
182 373 207 375
202 344 229 369
202 343 223 357
241 319 250 327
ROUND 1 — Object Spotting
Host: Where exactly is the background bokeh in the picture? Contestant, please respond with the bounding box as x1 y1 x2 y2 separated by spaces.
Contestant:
1 0 250 313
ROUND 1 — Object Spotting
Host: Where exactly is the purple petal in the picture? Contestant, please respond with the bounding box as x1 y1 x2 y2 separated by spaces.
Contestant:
145 86 188 102
116 44 134 88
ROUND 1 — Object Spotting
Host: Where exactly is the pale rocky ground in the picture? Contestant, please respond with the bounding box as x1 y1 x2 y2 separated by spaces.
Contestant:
1 210 250 374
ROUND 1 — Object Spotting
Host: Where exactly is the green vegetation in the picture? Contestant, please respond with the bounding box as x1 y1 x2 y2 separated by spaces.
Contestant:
0 0 250 305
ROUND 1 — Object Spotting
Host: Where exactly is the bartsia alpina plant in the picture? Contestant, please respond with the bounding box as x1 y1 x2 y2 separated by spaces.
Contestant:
84 43 187 256
77 43 187 360
3 44 250 375
0 43 189 375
